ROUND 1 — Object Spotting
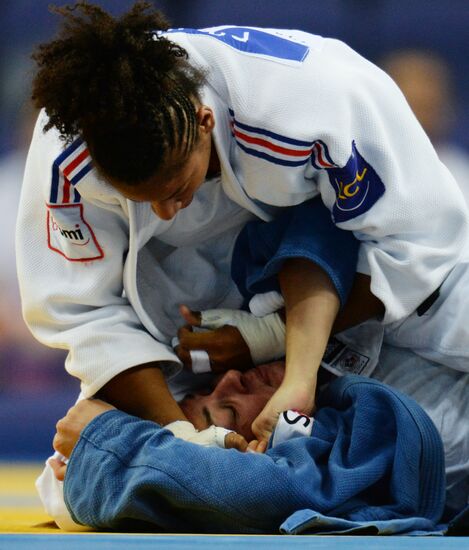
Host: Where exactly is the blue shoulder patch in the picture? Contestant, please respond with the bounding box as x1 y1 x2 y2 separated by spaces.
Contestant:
327 142 385 223
165 27 309 63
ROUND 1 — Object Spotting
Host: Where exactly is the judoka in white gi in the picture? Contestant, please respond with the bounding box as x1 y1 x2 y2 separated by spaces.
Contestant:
18 3 469 432
16 3 469 528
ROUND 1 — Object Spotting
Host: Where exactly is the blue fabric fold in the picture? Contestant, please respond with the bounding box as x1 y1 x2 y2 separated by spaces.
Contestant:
280 509 443 536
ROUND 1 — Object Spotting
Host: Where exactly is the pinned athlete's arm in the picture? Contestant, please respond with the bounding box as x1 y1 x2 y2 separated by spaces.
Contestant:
49 397 255 481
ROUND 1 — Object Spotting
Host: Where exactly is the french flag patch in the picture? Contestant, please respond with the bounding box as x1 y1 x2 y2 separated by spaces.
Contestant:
310 140 337 169
47 138 103 261
229 110 339 171
49 138 93 204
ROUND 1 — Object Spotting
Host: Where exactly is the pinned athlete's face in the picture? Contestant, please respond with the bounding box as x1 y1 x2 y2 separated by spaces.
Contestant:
179 362 285 440
113 105 217 220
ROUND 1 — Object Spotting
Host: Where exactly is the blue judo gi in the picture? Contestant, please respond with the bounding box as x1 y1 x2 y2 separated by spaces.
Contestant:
64 376 447 535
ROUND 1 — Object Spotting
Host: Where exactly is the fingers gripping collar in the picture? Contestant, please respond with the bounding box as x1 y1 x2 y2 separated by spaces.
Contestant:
200 309 286 365
165 420 232 448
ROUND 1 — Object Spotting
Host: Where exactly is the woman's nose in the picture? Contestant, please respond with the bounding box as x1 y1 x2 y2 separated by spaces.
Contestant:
151 200 183 220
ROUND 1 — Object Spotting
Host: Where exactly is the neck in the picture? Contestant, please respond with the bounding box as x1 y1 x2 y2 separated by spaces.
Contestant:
206 138 221 178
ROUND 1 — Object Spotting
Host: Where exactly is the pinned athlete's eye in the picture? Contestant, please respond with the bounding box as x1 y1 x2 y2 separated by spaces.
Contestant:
225 405 237 425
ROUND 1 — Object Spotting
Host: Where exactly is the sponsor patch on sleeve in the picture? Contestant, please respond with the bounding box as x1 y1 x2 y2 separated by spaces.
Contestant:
270 410 314 448
327 141 385 223
47 204 104 262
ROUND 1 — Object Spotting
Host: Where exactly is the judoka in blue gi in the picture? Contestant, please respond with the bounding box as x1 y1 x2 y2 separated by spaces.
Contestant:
174 197 469 515
53 362 469 535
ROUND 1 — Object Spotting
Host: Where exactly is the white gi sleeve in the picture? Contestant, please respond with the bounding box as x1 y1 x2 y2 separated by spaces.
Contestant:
238 36 469 324
182 29 469 323
16 112 179 396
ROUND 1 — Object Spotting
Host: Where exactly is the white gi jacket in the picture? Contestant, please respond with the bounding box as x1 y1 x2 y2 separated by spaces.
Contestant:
16 26 469 395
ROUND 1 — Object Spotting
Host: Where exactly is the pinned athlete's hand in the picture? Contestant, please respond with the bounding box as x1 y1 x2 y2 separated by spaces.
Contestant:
247 439 268 454
224 433 267 453
165 419 256 453
174 305 254 373
251 381 315 443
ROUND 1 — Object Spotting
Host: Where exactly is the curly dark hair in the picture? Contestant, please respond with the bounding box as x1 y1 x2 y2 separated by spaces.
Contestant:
32 1 207 184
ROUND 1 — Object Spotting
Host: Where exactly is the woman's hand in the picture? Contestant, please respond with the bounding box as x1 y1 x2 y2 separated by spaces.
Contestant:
224 432 268 453
53 399 115 459
175 305 254 373
48 457 68 482
251 380 316 443
50 399 115 481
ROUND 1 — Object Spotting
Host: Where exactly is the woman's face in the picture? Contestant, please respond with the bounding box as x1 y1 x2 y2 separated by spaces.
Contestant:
111 105 216 220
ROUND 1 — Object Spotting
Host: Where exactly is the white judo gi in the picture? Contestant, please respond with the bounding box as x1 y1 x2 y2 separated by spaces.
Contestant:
16 25 469 397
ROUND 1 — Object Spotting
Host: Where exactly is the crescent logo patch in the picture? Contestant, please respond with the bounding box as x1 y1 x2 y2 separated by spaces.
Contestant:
327 141 385 223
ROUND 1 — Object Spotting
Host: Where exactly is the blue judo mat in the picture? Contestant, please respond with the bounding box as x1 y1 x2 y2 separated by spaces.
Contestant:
0 535 468 550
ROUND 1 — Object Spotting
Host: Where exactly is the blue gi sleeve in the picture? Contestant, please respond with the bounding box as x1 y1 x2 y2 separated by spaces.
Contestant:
63 377 445 534
231 198 359 308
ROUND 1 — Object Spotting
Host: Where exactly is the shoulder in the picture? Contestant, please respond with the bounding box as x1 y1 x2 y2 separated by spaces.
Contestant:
29 110 124 207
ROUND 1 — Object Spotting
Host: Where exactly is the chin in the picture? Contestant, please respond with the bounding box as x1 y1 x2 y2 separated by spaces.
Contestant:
182 197 193 209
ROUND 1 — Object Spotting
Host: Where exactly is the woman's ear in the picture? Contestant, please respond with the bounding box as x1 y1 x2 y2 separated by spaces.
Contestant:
196 105 215 134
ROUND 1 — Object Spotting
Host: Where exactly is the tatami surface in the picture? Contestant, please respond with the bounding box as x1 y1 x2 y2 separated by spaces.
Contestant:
0 463 57 534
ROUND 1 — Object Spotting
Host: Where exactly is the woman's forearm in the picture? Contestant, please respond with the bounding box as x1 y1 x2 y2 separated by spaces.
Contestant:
96 363 187 425
279 258 340 389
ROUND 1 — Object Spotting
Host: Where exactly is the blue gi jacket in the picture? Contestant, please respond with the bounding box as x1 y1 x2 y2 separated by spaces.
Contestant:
64 376 448 534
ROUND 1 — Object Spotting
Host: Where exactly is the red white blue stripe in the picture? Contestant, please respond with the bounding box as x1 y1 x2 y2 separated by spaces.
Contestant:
49 138 92 204
229 109 337 169
310 140 337 169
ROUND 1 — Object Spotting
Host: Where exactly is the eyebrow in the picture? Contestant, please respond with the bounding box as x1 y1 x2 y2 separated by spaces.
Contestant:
160 179 189 202
202 406 214 427
161 184 185 202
